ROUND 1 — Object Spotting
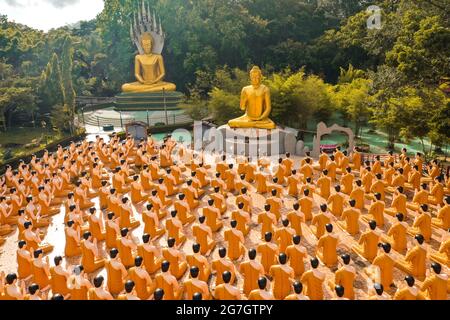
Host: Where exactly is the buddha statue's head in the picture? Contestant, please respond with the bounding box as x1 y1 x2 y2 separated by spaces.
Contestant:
141 32 153 55
250 66 262 87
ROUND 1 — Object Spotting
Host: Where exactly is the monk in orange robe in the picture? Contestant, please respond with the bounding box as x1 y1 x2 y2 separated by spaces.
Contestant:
239 249 265 297
224 220 245 261
211 247 237 286
269 253 295 300
192 216 216 256
286 235 308 277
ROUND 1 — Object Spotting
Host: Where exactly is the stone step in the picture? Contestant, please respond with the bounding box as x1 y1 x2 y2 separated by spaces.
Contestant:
81 112 192 128
114 91 184 111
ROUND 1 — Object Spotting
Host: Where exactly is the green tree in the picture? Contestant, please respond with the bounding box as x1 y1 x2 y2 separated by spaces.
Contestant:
338 64 365 84
332 77 374 137
267 69 334 129
61 36 76 133
0 62 13 80
50 104 74 134
206 68 249 126
372 86 447 157
96 0 136 92
180 99 210 121
317 0 377 19
368 65 407 148
0 87 37 127
0 0 448 152
386 14 450 85
428 98 450 152
38 53 65 115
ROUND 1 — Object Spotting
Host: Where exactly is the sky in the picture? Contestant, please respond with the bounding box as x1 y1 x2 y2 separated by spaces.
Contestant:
0 0 104 32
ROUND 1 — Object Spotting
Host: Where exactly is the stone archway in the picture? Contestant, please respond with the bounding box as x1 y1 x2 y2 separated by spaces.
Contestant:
312 122 355 158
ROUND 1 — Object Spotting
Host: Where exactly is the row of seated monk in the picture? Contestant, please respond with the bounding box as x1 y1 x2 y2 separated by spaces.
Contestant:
1 231 448 300
3 184 449 301
1 149 447 226
0 134 448 300
5 171 449 269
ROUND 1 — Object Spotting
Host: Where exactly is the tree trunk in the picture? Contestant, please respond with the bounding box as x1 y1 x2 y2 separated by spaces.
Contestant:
387 129 395 150
420 138 427 160
354 121 360 139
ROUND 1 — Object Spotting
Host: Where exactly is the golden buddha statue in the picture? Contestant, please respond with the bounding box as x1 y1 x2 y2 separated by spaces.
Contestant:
122 32 176 93
228 66 276 130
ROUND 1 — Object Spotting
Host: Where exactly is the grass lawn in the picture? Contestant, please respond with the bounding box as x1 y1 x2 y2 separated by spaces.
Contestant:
0 127 66 164
0 127 57 145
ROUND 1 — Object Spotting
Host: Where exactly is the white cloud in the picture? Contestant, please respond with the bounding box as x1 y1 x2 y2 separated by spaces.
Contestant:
45 0 81 8
0 0 104 31
4 0 24 7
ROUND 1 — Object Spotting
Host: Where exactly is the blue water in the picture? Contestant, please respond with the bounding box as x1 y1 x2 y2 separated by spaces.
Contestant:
152 131 193 143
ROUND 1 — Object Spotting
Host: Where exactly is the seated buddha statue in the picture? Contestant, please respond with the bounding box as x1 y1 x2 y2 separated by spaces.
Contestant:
228 66 276 130
122 32 176 93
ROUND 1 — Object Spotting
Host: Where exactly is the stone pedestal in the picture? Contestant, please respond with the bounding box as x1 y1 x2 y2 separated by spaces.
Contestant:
296 140 305 156
216 125 289 157
114 91 184 111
